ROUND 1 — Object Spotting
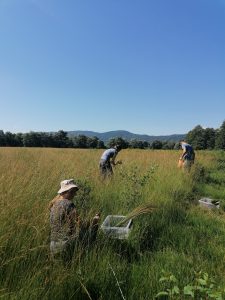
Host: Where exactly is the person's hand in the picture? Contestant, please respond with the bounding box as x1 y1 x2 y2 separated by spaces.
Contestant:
178 159 183 168
76 215 81 225
92 213 100 225
93 213 100 220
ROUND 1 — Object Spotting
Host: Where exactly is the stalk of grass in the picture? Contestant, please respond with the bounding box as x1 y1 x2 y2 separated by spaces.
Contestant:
78 280 93 300
108 262 126 300
116 203 157 226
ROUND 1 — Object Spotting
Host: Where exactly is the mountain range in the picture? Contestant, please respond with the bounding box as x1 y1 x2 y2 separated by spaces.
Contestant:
67 130 185 143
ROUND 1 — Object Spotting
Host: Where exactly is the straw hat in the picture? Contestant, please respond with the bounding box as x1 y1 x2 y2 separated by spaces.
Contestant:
57 179 79 194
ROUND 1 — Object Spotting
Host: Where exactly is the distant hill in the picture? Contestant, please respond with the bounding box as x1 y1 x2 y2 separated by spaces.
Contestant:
67 130 185 143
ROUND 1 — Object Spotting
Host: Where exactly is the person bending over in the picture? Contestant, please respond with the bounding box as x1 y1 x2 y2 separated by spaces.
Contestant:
99 145 122 178
179 140 195 171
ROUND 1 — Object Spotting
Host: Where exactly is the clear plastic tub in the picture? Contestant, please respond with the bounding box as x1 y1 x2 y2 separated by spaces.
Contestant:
101 215 133 239
198 198 220 209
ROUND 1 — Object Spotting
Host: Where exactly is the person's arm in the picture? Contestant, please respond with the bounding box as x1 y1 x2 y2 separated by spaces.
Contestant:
67 203 78 236
111 152 118 165
180 147 187 160
89 213 100 242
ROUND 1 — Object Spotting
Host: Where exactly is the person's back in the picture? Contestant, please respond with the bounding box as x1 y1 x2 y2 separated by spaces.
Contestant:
181 142 195 160
50 198 76 242
100 148 116 162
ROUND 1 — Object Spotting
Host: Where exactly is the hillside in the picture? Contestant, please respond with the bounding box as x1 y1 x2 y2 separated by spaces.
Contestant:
67 130 185 143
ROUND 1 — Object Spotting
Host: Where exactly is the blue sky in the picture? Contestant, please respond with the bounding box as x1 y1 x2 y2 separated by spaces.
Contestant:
0 0 225 135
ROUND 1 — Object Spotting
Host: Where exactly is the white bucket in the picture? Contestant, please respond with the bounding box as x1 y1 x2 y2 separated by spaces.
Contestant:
101 215 133 239
198 198 220 209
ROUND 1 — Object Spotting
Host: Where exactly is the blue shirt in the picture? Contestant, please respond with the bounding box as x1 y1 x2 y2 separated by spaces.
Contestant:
181 143 194 160
100 148 117 162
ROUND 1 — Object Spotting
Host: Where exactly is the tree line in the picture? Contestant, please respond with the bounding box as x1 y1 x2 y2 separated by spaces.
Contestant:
0 120 224 150
0 130 176 149
0 130 105 149
185 120 225 150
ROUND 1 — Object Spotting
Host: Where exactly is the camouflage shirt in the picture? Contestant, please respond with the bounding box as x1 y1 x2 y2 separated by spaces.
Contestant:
50 199 76 242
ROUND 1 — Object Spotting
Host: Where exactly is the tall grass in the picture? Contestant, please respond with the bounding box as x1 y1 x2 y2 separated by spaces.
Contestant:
0 148 225 299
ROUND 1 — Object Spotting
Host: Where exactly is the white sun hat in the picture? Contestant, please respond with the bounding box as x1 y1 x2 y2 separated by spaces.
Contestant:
57 179 79 194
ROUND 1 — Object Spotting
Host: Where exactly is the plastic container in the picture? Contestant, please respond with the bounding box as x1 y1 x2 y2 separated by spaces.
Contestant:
198 198 220 209
101 215 133 239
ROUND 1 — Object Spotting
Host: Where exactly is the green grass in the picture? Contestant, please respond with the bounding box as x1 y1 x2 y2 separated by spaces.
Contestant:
0 148 225 299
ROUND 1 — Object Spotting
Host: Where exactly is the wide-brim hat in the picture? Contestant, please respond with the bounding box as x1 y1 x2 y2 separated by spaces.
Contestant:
57 179 79 194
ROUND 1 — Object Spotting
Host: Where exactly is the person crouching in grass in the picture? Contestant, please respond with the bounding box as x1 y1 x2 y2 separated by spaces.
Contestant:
49 179 100 263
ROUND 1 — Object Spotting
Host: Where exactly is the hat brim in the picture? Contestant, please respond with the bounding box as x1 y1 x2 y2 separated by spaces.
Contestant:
57 184 79 194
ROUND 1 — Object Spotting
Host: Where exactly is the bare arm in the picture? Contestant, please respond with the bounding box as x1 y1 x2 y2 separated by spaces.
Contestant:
180 147 187 160
111 153 117 165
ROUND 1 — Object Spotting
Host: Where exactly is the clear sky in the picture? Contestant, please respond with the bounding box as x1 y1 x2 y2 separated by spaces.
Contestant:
0 0 225 135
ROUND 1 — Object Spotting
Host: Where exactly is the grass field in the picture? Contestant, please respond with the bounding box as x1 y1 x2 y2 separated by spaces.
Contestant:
1 148 225 299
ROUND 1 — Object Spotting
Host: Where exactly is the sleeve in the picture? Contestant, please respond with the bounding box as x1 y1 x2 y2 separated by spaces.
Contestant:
66 202 77 236
66 202 76 214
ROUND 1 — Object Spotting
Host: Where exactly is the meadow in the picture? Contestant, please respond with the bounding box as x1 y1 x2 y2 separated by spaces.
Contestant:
0 148 225 299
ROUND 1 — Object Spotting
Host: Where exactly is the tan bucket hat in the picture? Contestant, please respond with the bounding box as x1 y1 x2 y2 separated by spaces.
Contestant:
57 179 79 194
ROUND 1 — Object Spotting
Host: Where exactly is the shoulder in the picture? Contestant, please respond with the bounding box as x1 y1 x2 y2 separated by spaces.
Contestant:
64 199 75 208
102 149 110 155
186 143 192 149
55 199 75 210
103 148 116 155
